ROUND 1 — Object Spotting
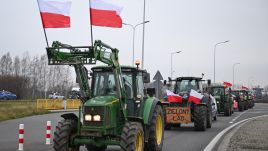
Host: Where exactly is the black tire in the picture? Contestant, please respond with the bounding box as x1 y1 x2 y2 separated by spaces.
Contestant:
238 102 244 112
244 102 248 110
86 145 107 151
120 122 144 151
224 103 231 116
164 123 172 130
206 102 212 128
53 119 79 151
213 114 217 121
144 105 164 151
194 105 207 131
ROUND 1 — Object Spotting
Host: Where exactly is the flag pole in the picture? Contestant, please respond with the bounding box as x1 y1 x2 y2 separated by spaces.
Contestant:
43 29 49 47
37 0 49 47
89 0 94 46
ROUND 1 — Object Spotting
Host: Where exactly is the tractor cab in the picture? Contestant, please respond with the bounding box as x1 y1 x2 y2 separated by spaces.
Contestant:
90 66 150 117
211 86 233 116
174 77 204 95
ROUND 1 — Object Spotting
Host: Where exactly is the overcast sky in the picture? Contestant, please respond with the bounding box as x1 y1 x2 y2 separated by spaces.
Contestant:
0 0 267 87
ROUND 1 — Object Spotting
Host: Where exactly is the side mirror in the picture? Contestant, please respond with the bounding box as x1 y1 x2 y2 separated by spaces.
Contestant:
207 79 211 86
143 73 150 83
146 88 155 97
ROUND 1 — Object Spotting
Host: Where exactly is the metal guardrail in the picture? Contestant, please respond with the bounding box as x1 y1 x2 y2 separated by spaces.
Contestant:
36 99 81 110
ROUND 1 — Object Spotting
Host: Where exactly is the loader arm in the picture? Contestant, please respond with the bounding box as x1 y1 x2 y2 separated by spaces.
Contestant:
46 40 126 108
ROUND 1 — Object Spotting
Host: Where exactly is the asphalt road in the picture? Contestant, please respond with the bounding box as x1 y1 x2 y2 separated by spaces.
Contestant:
0 103 268 151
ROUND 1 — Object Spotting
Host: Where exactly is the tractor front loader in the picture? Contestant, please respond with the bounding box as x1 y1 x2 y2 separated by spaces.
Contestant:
46 40 164 151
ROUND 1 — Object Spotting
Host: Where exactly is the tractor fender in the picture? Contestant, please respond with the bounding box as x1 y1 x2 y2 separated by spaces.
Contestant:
61 113 78 122
143 97 162 125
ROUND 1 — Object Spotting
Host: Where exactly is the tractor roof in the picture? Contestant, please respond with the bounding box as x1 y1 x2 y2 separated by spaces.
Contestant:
174 77 203 81
91 65 147 73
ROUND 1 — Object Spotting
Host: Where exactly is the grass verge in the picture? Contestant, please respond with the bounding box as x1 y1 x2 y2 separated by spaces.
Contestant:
0 100 49 122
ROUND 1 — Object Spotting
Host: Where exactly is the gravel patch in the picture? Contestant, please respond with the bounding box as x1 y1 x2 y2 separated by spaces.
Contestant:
228 116 268 151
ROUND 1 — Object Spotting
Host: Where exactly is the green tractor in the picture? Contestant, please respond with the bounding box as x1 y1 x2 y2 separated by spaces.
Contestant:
46 40 164 151
211 86 233 116
241 89 254 109
163 77 213 131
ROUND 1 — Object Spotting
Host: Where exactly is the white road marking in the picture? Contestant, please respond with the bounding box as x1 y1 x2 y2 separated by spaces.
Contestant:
229 111 247 124
203 114 268 151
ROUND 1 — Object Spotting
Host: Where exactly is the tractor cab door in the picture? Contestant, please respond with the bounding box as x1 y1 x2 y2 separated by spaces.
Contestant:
123 72 144 117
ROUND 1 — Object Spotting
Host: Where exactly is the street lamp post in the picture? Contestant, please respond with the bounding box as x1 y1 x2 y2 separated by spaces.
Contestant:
123 21 150 66
214 40 229 83
142 0 146 69
171 51 181 79
233 63 240 89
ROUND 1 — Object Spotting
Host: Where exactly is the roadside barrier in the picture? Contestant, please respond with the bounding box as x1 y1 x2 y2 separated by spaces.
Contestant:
37 99 81 110
46 121 52 145
18 124 24 151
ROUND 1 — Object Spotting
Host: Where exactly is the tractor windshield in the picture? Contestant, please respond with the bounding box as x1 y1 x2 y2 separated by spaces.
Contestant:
175 79 198 93
93 72 117 97
93 71 134 98
212 87 224 96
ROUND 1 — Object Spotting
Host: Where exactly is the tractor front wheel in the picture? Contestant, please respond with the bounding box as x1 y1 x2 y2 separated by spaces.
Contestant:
145 105 164 151
86 145 107 151
53 119 79 151
120 122 144 151
194 105 207 131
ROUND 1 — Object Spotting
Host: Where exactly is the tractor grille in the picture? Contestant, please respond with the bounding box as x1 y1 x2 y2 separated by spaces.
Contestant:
84 106 104 127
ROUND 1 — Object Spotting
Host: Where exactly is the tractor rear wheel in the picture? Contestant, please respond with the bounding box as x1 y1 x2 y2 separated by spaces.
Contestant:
224 103 231 116
53 119 79 151
238 102 244 112
194 105 207 131
206 102 212 128
86 145 107 151
120 122 144 151
145 105 164 151
164 123 172 130
244 102 249 110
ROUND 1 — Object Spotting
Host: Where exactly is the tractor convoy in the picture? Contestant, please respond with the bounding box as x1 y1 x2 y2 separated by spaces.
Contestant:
45 40 255 151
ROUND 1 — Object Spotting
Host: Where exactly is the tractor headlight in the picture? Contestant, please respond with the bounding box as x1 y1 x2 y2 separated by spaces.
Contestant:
85 114 92 121
217 101 219 103
93 115 101 121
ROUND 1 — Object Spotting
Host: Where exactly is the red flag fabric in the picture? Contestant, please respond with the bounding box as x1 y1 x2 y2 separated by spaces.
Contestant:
188 89 203 104
166 90 182 103
223 82 232 87
38 0 72 28
90 0 123 28
242 86 249 90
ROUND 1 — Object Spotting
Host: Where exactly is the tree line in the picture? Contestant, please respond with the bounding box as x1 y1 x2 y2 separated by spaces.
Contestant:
0 52 73 100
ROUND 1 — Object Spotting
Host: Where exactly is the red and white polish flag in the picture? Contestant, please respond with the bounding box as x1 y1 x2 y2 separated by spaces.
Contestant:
166 90 182 103
90 0 123 28
188 89 203 104
38 0 72 28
